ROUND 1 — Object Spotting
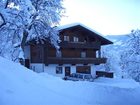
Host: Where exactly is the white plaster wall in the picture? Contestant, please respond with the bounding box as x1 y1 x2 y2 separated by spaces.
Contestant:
30 63 44 73
90 64 96 77
24 46 30 59
44 64 98 78
30 63 98 78
44 64 65 77
44 64 77 78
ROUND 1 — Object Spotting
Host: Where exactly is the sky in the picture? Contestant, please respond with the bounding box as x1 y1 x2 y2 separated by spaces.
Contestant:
60 0 140 35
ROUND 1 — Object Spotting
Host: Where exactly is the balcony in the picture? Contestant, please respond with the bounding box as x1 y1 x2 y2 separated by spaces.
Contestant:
59 42 100 49
46 57 107 65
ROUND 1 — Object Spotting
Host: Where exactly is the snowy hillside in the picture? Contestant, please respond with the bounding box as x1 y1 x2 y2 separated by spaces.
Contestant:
100 35 131 76
105 34 129 45
0 57 140 105
103 34 130 58
102 34 130 56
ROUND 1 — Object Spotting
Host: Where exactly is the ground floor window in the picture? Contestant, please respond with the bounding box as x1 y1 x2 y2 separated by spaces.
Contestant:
56 66 63 74
76 66 91 74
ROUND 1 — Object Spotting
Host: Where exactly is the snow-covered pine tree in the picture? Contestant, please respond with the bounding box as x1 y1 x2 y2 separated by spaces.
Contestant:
121 29 140 82
0 0 64 61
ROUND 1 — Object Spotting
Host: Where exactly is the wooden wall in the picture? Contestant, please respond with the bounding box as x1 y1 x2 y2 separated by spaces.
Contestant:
30 27 102 64
30 45 44 63
47 47 96 58
60 30 97 43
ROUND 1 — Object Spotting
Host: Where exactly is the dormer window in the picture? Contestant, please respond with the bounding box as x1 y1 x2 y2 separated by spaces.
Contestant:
73 36 79 42
64 36 69 41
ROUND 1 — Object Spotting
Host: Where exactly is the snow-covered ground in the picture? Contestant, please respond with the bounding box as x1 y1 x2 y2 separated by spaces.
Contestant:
0 57 140 105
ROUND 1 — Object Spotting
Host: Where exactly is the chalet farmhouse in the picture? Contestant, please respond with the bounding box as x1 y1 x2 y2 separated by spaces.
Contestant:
24 23 113 78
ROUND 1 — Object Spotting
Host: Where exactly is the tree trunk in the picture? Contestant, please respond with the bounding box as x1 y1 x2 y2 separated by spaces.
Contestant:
19 29 28 65
21 30 28 51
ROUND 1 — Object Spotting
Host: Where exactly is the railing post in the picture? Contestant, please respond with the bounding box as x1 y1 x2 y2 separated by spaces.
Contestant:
98 49 101 58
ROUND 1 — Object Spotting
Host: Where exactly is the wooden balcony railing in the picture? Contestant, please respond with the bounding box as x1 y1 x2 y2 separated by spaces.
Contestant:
59 42 100 49
46 57 107 65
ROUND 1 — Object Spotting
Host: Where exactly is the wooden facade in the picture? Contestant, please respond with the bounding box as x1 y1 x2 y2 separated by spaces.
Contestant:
30 45 106 65
29 24 112 65
25 23 113 75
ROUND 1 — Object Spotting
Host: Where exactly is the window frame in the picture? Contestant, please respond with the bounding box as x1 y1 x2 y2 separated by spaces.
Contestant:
56 66 63 74
73 36 79 42
64 35 70 41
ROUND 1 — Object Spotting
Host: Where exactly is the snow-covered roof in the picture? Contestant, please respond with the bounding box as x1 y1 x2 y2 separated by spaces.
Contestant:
56 23 113 45
57 23 103 36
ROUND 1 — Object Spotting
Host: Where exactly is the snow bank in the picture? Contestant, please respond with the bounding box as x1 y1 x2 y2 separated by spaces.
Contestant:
94 77 140 88
0 57 140 105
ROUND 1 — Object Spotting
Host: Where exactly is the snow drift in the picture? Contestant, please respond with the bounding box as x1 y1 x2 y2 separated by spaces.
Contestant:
0 57 140 105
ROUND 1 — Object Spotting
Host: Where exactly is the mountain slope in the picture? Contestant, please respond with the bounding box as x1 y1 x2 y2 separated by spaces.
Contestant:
0 57 140 105
105 34 129 45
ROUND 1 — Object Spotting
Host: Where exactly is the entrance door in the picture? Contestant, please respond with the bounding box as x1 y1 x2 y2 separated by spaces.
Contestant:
25 59 30 69
65 67 71 76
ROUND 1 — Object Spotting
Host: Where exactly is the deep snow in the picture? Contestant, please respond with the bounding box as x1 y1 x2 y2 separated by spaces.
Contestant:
0 57 140 105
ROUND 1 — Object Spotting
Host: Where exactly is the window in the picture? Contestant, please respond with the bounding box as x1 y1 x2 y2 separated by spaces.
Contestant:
64 36 69 41
76 66 91 74
73 36 79 42
56 66 63 74
81 52 86 58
